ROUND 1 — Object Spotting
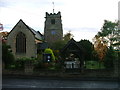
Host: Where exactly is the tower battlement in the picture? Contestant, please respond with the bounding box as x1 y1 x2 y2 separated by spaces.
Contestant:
45 11 61 18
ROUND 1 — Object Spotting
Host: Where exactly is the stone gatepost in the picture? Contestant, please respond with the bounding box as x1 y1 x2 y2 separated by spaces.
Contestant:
24 60 34 74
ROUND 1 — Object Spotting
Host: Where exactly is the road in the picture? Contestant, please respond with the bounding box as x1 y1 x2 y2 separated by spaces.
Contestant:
2 76 120 90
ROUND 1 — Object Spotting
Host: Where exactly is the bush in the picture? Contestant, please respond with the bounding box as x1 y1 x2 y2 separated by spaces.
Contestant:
16 57 35 61
104 46 114 69
2 43 15 68
12 57 36 69
34 60 44 69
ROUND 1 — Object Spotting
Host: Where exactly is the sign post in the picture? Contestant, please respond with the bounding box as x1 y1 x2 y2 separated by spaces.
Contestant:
0 23 3 31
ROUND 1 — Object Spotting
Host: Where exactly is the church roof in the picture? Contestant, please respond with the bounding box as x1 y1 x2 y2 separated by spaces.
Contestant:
37 42 48 50
61 38 85 53
27 26 43 40
9 19 43 40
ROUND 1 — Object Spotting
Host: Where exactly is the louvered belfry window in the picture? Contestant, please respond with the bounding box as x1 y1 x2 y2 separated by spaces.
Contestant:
16 32 26 53
51 19 55 24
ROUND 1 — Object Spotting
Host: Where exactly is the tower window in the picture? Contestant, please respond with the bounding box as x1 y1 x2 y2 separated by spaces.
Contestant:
51 19 55 24
16 32 26 53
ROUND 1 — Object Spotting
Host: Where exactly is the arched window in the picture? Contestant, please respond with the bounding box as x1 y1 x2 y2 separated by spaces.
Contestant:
16 32 26 53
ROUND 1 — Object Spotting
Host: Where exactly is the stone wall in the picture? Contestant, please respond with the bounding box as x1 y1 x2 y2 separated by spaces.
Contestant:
24 61 34 73
3 68 118 78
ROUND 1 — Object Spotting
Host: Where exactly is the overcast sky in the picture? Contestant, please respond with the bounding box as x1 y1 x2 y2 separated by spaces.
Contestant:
0 0 119 41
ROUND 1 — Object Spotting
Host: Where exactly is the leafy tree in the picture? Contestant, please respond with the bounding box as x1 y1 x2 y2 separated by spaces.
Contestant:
51 31 74 50
93 36 108 61
63 31 74 42
104 46 115 68
2 43 14 67
97 20 120 49
92 50 100 61
51 40 66 50
93 20 120 62
79 39 94 61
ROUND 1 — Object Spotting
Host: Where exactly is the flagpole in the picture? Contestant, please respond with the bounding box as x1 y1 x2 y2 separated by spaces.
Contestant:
52 2 54 14
0 23 3 31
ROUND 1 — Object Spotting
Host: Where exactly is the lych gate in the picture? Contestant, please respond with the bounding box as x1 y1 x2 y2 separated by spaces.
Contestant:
64 53 80 69
61 39 85 71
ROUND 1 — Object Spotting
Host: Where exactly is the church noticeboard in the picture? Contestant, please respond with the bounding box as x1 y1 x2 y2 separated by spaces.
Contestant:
43 53 52 63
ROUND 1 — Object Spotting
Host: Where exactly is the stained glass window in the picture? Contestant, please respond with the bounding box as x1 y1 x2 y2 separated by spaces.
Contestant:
16 32 26 53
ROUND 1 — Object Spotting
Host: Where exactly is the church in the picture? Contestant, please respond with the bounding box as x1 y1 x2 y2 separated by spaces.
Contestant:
7 11 63 58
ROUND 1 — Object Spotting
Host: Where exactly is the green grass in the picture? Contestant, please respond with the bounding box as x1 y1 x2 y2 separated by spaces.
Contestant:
85 61 105 69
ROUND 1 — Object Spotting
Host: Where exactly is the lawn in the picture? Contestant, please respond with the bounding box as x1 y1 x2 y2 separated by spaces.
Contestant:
85 61 105 69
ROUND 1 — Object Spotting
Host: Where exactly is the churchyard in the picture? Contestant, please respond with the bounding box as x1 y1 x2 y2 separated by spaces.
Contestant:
1 19 120 78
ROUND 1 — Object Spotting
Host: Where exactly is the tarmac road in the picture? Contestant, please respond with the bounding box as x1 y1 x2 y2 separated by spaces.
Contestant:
2 76 120 90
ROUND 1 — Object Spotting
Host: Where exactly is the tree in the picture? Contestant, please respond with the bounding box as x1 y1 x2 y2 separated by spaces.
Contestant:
97 20 120 49
2 43 14 67
79 39 94 61
51 31 74 50
93 20 120 61
93 35 108 61
104 46 115 68
51 40 66 50
63 31 74 42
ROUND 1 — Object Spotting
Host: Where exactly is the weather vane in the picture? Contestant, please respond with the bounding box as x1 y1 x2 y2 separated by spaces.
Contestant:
52 2 55 13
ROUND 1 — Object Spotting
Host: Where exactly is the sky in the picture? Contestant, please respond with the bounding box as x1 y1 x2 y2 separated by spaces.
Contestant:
0 0 119 42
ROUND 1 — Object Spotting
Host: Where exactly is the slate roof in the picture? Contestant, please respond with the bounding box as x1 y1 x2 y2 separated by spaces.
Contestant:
37 42 48 50
61 38 85 53
27 26 43 40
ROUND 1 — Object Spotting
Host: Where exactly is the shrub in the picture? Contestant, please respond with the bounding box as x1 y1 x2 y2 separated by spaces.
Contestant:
2 43 15 68
104 46 114 69
14 57 36 69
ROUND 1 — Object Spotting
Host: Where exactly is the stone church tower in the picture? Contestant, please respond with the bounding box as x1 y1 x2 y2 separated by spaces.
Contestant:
44 11 63 46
